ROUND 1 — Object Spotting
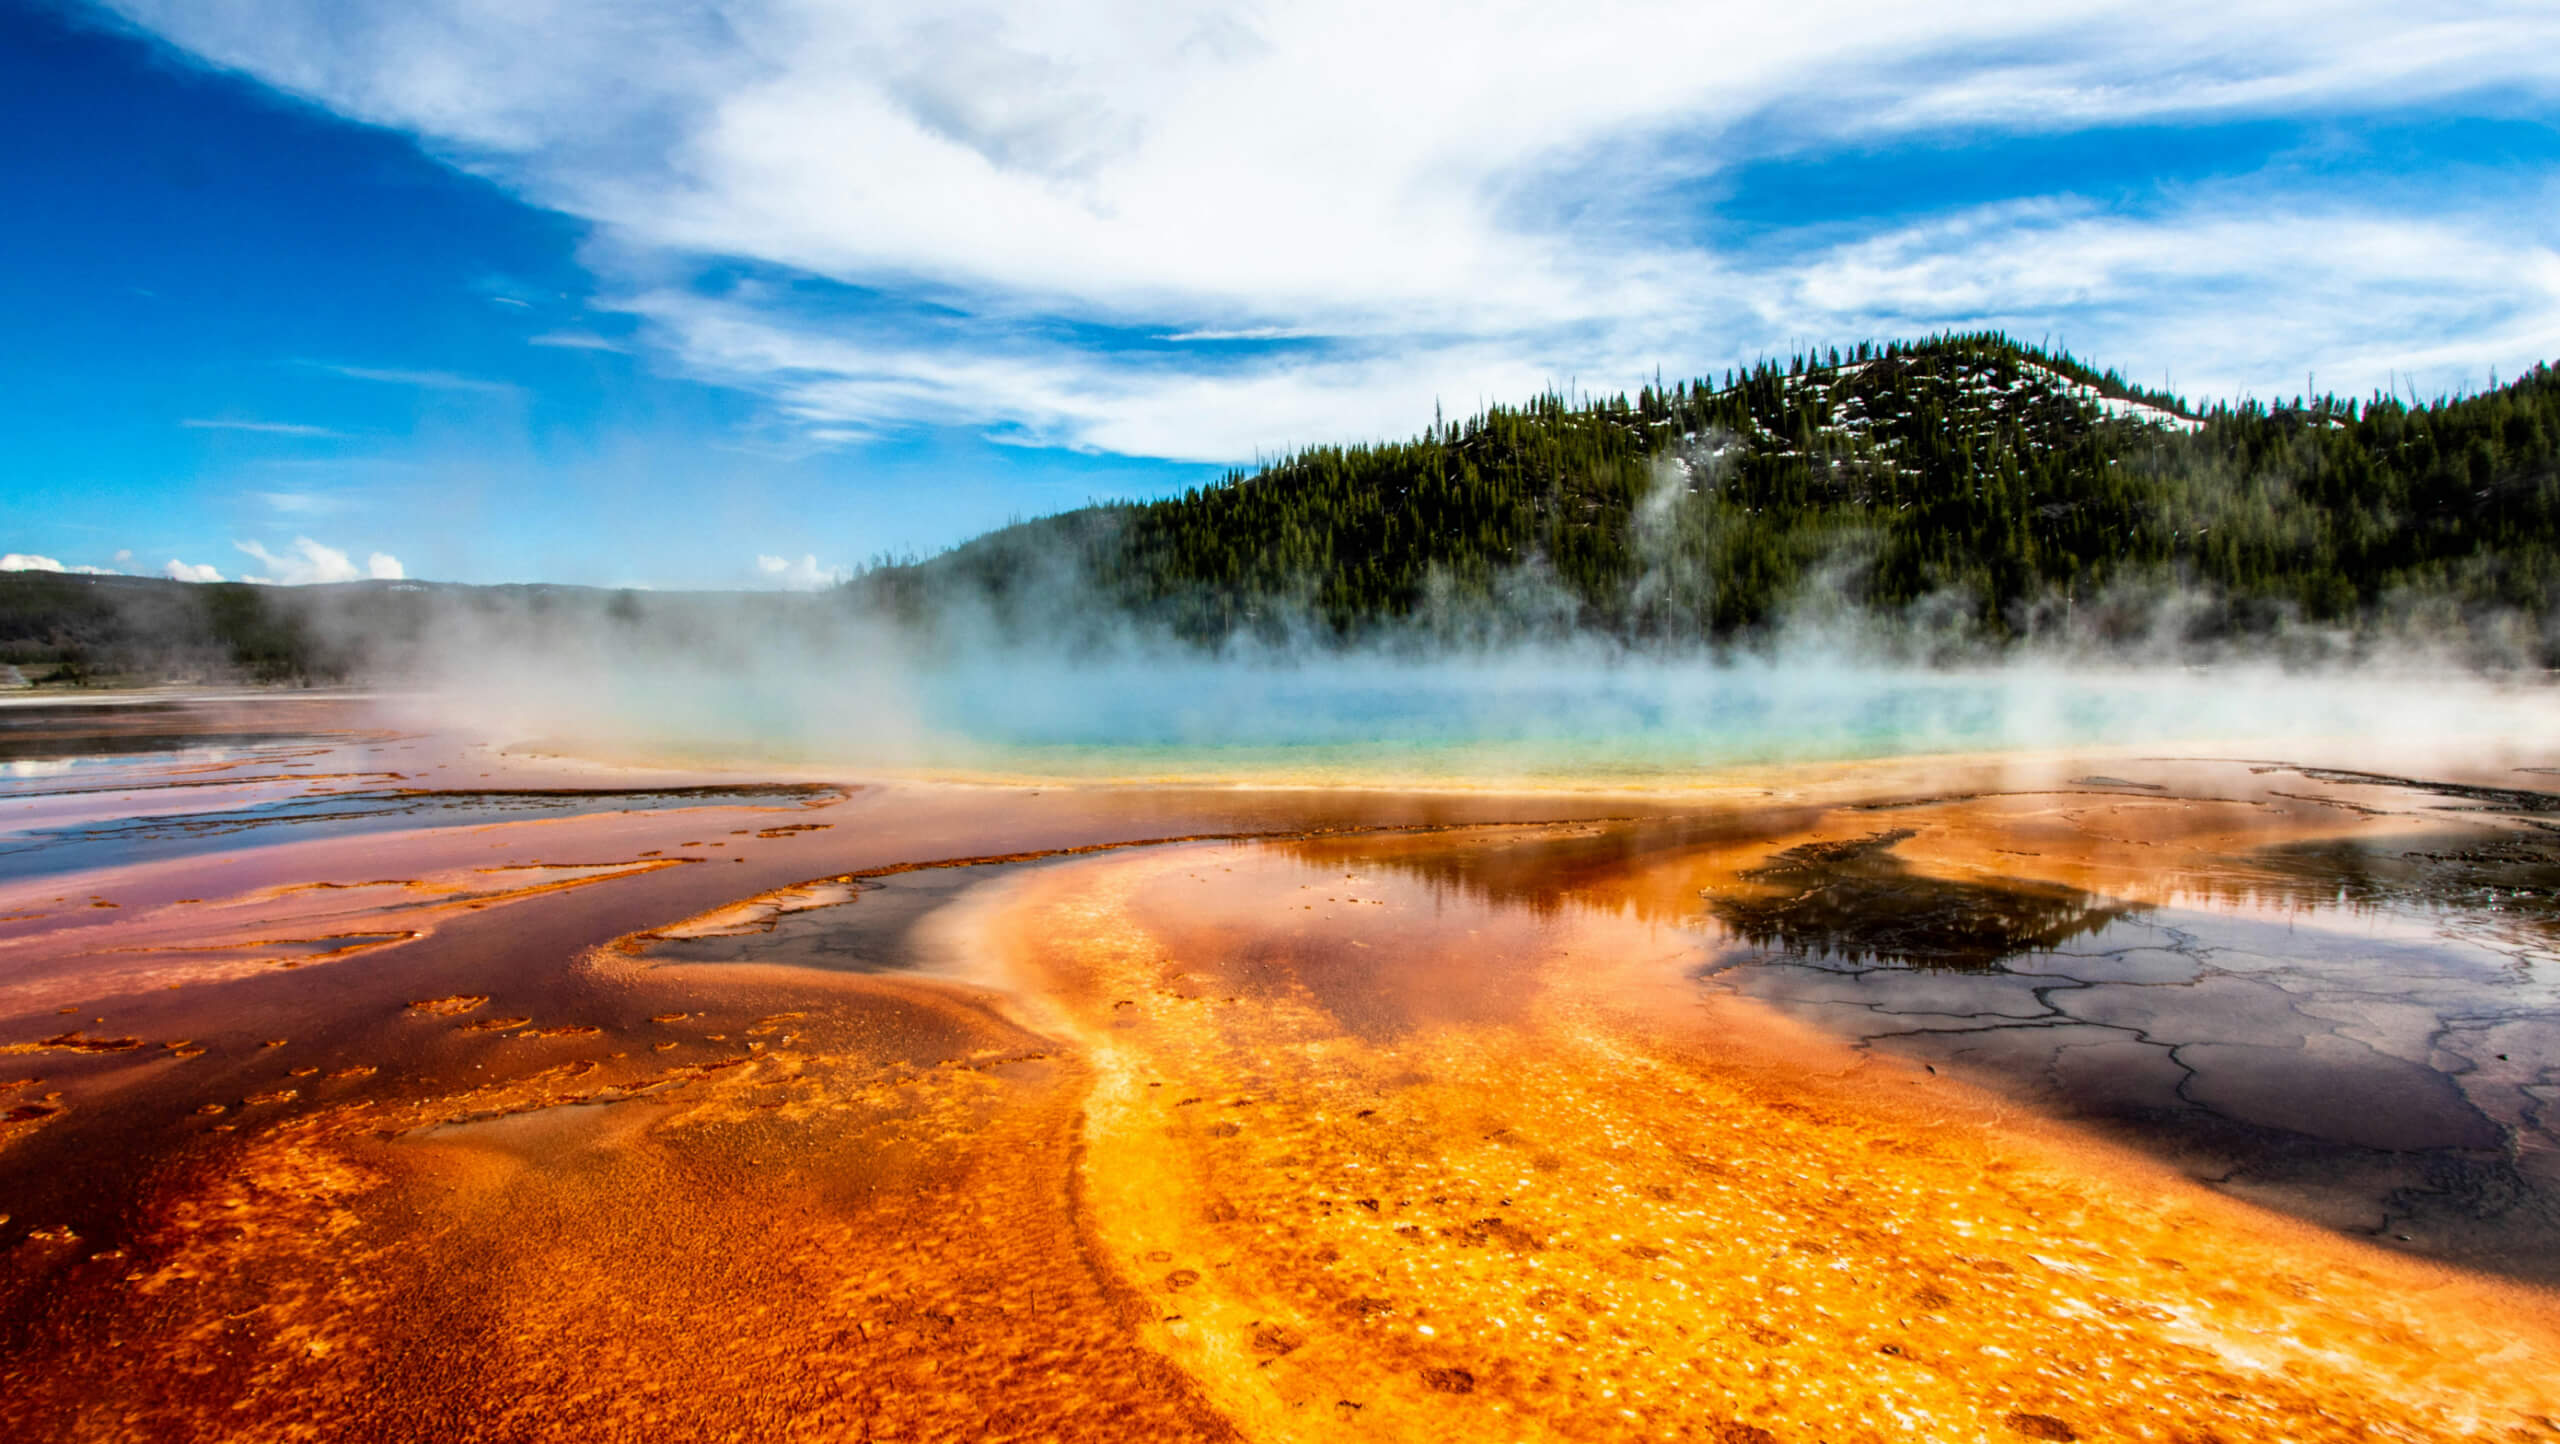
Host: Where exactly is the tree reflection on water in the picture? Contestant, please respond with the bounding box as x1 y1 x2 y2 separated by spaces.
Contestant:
1709 829 2136 970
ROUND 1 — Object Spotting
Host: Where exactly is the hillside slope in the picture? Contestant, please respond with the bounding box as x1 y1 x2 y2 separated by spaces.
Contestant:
867 333 2560 656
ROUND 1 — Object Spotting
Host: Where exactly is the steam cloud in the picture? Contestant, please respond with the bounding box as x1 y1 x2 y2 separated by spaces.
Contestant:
310 522 2560 785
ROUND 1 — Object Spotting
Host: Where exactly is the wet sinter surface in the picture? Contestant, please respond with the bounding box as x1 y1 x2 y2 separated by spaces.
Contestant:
6 696 2560 1441
993 840 2560 1443
1254 765 2560 1281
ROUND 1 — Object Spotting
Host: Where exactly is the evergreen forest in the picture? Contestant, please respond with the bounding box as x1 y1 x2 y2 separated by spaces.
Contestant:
864 334 2560 658
10 333 2560 683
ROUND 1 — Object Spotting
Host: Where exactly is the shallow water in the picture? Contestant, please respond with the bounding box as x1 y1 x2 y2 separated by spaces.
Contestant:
1208 768 2560 1281
0 780 844 883
1711 875 2560 1274
486 659 2560 785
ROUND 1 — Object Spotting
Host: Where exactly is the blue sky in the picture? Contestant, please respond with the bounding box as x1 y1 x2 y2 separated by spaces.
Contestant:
3 0 2556 588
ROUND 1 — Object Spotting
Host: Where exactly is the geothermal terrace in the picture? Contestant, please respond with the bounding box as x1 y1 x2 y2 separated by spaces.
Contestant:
3 694 2559 1442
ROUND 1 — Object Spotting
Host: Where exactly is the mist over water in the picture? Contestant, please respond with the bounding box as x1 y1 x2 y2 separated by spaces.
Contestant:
905 655 2545 777
377 603 2560 782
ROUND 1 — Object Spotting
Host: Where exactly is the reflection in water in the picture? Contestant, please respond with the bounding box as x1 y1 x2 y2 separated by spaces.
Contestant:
1274 811 1826 921
0 782 845 883
2230 832 2560 945
1702 814 2560 1280
1123 846 1585 1042
1272 776 2560 1283
0 732 327 763
1706 828 2134 969
0 696 363 763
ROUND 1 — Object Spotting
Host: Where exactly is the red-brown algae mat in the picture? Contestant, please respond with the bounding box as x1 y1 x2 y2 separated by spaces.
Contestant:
3 975 1236 1442
7 716 2560 1441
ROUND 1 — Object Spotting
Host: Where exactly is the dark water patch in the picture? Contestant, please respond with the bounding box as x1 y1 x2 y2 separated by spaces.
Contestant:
0 783 846 883
0 731 333 764
637 865 1005 975
2272 765 2560 817
0 763 403 799
636 830 1379 976
2175 1039 2501 1152
1707 830 2135 970
2221 832 2560 942
0 695 376 761
1709 892 2560 1281
1682 815 2560 1279
1274 810 1827 923
0 700 185 745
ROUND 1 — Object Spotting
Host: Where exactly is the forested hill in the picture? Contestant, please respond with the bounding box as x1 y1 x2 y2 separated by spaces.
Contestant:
861 333 2560 656
9 334 2558 685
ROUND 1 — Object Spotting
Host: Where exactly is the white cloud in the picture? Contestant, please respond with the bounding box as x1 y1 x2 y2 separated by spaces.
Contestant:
234 536 407 585
182 417 345 437
164 559 225 583
0 553 117 575
1773 199 2560 403
755 553 843 589
105 1 2560 454
638 286 1555 460
635 196 2560 455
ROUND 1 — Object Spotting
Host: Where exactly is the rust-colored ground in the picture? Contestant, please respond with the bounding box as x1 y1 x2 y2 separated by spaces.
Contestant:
1009 842 2560 1442
4 702 2559 1441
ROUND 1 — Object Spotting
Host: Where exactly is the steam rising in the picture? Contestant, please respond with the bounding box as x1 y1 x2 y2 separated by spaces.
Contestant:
337 566 2560 785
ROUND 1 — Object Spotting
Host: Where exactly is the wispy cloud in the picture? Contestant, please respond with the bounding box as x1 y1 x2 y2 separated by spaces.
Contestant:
1159 327 1333 343
251 490 352 516
306 362 522 396
638 286 1552 460
527 330 631 352
108 0 2560 458
632 194 2560 456
181 417 346 437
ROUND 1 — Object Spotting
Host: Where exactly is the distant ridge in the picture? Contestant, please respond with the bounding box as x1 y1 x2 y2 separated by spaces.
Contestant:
9 333 2559 680
0 571 818 686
